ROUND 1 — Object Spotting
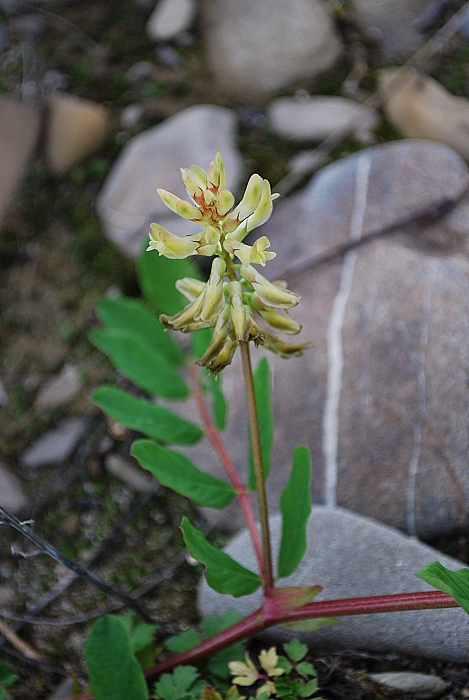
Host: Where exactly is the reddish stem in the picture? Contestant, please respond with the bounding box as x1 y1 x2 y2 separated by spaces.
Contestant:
189 363 265 579
77 590 458 699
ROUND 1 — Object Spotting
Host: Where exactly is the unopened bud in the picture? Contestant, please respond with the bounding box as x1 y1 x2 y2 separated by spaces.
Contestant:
175 277 206 301
244 303 265 346
258 307 302 335
216 189 235 216
196 258 226 323
241 266 301 309
263 332 311 359
176 199 203 220
181 168 204 199
160 290 205 331
229 281 246 341
203 189 217 206
148 224 200 259
206 151 226 190
207 335 237 373
197 304 231 366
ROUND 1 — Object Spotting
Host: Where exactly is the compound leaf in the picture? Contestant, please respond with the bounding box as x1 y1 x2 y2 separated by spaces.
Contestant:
132 440 235 509
154 666 200 700
181 518 262 597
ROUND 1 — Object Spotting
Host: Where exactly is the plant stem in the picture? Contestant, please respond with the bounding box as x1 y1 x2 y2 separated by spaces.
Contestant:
240 341 274 593
189 363 265 579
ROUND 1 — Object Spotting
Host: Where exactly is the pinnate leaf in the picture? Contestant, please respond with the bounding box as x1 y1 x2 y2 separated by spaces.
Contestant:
277 446 312 579
84 615 148 700
92 386 202 445
97 296 185 366
181 518 262 596
248 357 273 490
132 440 235 509
90 328 188 399
417 561 469 614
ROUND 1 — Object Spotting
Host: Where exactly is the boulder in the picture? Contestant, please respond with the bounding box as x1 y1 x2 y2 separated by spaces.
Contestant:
97 105 241 258
181 139 469 540
198 508 469 662
201 0 342 100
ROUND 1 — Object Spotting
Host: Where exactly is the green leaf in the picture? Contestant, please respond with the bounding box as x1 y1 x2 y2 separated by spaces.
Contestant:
283 617 340 633
201 610 244 638
299 679 319 698
208 373 227 431
283 638 308 663
276 656 293 674
165 629 202 653
277 446 312 579
138 246 202 316
92 386 202 445
296 662 317 679
181 518 262 597
96 296 185 366
132 440 235 509
248 358 273 490
155 666 200 700
191 327 213 358
417 562 469 614
84 616 148 700
0 662 17 697
208 645 246 679
118 614 157 653
90 328 189 399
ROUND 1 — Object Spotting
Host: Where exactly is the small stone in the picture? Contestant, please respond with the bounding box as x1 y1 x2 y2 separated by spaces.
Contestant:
198 508 469 662
120 104 144 130
47 678 74 700
0 96 40 228
105 453 156 493
0 586 15 606
268 95 378 142
370 672 448 698
147 0 197 41
201 0 342 100
42 69 71 93
97 104 241 258
378 67 469 162
0 462 28 514
155 42 185 69
21 418 87 468
124 60 156 85
34 363 81 411
46 93 109 175
349 0 429 59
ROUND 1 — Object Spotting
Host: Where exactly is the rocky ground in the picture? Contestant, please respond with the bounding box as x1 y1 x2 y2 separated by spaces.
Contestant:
2 0 469 697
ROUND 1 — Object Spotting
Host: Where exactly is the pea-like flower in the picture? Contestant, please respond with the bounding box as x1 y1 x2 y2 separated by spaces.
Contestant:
147 152 308 372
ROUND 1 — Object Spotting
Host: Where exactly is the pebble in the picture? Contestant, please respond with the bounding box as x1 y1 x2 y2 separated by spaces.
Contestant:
378 67 469 162
34 363 81 411
0 585 16 606
124 60 156 85
201 0 342 100
349 0 429 59
120 104 144 130
155 42 186 68
267 95 378 142
0 462 28 514
0 96 40 228
105 453 157 493
20 418 87 468
97 104 241 258
42 69 71 93
370 672 448 698
198 508 469 662
46 93 109 175
146 0 197 41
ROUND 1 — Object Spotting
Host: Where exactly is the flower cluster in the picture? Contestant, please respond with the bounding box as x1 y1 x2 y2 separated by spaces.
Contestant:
229 648 285 698
148 152 309 372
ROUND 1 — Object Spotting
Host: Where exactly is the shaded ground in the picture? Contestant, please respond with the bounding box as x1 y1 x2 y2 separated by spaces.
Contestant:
1 0 469 697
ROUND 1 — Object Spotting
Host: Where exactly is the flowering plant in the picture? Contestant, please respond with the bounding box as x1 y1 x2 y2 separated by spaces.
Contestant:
83 153 469 700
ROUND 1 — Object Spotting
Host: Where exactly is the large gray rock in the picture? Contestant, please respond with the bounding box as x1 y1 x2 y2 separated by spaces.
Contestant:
183 139 469 540
97 105 241 258
350 0 429 59
201 0 342 101
198 508 469 662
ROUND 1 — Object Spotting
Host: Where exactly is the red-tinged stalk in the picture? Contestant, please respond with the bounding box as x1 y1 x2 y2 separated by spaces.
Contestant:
189 362 265 580
240 341 274 594
76 590 458 699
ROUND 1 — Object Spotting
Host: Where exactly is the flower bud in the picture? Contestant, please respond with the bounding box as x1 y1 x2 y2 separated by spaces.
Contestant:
175 277 206 301
244 303 265 346
206 335 237 373
196 258 226 323
246 180 274 233
203 189 217 206
206 151 226 190
241 266 301 309
189 164 207 187
156 188 180 213
180 168 204 199
160 290 205 331
229 280 246 341
197 224 221 256
148 224 200 259
263 332 311 359
176 199 203 220
229 174 263 223
197 303 231 366
257 307 302 335
216 189 235 216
